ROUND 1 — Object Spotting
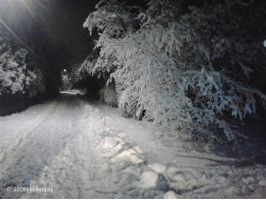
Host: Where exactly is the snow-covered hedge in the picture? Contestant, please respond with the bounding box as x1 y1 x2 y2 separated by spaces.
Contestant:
0 27 45 97
74 53 98 82
83 0 266 142
99 85 118 107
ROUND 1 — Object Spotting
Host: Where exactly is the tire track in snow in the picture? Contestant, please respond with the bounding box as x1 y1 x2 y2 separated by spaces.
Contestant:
0 96 88 198
0 96 106 199
0 96 265 198
0 101 60 167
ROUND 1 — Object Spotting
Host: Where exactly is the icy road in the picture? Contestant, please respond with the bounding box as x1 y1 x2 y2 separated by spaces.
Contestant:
0 92 265 198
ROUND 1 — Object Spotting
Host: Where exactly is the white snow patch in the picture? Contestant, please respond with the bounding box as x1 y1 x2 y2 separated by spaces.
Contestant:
258 179 266 186
148 163 166 174
102 142 124 158
102 136 117 149
118 133 127 139
113 150 131 161
140 171 158 189
60 89 80 95
164 191 178 199
129 154 143 164
111 148 143 164
133 146 144 154
101 162 112 173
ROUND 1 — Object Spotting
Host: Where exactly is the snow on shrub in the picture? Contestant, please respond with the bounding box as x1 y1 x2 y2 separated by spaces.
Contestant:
75 54 97 82
83 0 266 142
0 28 45 97
99 85 118 107
27 68 45 97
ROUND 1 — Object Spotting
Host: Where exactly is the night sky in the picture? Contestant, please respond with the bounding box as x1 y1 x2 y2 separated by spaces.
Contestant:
0 0 99 68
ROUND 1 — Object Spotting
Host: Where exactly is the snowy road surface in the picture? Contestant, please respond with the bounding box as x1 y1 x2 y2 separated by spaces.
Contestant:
0 93 265 198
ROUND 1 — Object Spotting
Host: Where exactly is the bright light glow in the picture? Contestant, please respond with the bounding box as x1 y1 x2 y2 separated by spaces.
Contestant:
263 40 266 48
63 69 67 72
0 18 31 51
20 0 35 17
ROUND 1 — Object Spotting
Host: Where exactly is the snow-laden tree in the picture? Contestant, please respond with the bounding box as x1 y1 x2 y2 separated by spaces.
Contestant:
0 25 45 97
83 0 266 142
74 50 100 82
99 85 118 107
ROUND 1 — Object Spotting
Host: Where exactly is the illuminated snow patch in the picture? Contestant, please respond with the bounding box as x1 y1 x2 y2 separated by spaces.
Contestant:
111 149 143 164
148 163 166 174
102 136 117 149
140 171 158 189
60 89 80 95
133 146 143 154
164 191 178 199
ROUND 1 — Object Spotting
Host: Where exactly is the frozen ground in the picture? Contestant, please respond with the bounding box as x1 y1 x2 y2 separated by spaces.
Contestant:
0 91 265 198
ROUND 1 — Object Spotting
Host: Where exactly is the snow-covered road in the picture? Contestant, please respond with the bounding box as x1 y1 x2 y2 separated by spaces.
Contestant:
0 93 265 198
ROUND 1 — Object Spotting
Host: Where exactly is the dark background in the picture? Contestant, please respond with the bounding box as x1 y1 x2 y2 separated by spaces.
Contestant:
1 0 99 65
0 0 99 97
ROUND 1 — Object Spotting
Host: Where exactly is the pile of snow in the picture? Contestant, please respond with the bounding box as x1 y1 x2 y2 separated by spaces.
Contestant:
140 171 158 189
88 103 266 199
148 163 166 174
